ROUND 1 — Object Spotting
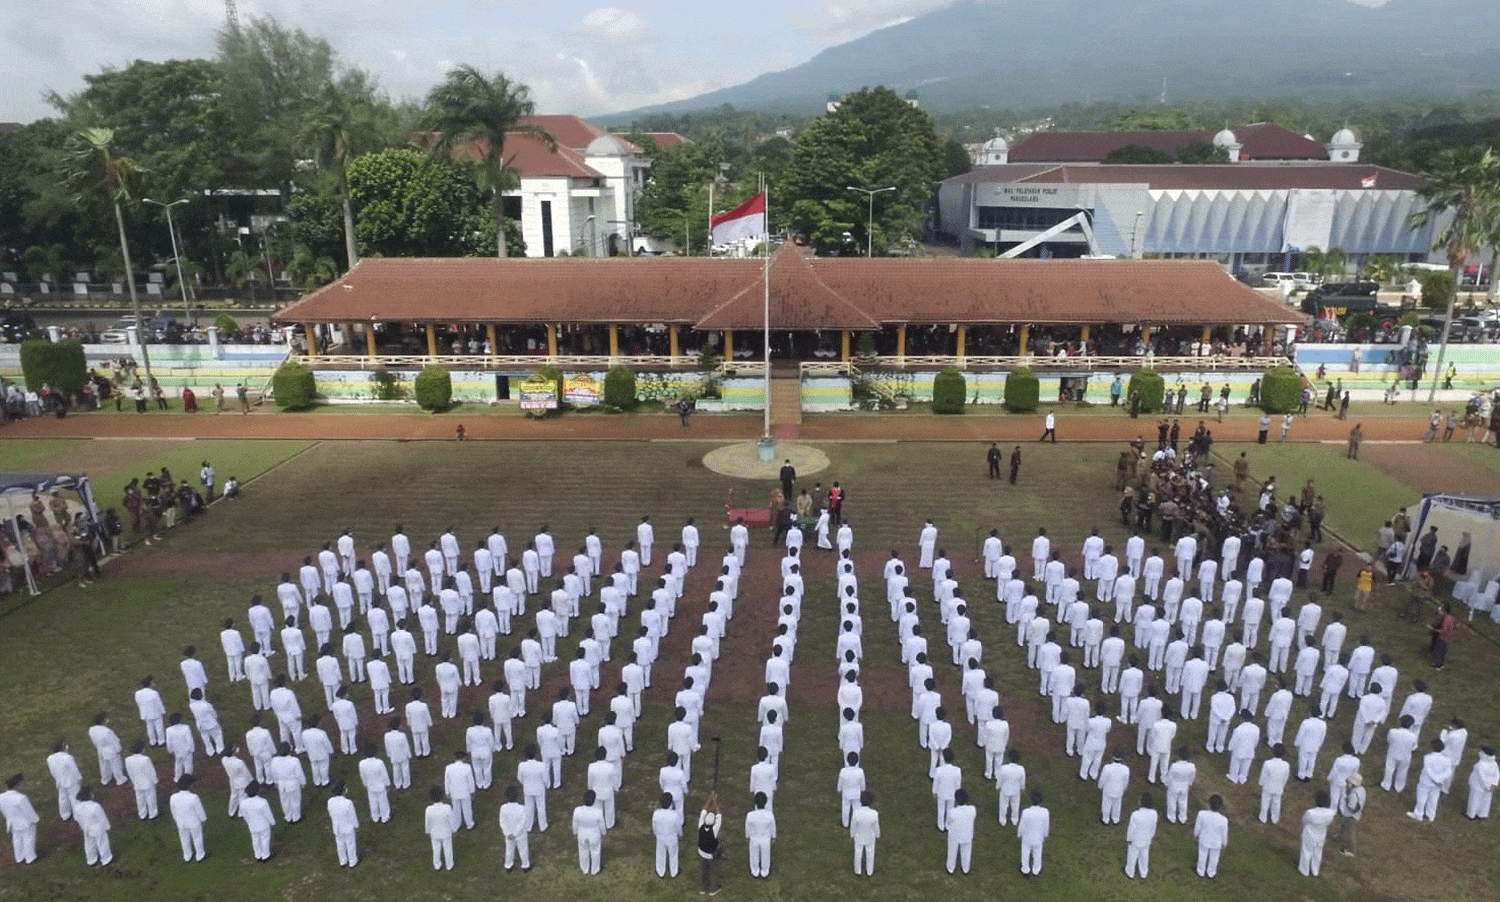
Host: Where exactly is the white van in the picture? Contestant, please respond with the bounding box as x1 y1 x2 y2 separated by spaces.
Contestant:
1261 272 1296 289
1291 272 1320 290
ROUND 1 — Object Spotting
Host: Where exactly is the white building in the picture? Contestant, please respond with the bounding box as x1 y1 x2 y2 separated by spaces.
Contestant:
504 116 687 258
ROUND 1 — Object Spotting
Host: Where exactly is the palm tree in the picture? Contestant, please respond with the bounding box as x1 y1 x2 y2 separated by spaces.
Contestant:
1409 146 1500 401
65 127 153 386
422 66 553 258
298 78 383 270
1300 246 1348 282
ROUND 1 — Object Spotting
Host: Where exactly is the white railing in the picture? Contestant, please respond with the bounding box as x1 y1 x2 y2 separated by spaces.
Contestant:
291 354 709 370
802 354 1289 375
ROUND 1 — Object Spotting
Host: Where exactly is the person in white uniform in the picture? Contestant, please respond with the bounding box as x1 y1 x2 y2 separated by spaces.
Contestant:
168 775 208 862
0 773 41 864
850 790 880 876
1017 789 1051 875
1124 792 1158 878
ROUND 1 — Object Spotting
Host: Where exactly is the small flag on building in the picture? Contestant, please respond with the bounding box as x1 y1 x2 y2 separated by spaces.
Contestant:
711 192 767 244
1360 173 1378 188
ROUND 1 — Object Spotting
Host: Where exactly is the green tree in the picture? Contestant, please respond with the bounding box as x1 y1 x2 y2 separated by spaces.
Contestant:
1175 140 1229 164
347 148 499 257
422 66 553 258
298 76 387 270
65 127 153 386
1361 254 1402 284
782 87 944 255
1112 109 1195 130
1104 144 1173 164
635 138 732 254
1409 145 1500 400
1300 246 1349 281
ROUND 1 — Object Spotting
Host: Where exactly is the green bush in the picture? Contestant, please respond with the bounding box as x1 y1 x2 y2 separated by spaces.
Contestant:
1004 366 1040 413
1259 365 1302 414
214 313 239 335
369 367 409 401
932 367 967 414
1126 369 1165 414
414 365 453 411
604 365 637 409
272 361 316 410
19 339 86 395
1419 270 1453 309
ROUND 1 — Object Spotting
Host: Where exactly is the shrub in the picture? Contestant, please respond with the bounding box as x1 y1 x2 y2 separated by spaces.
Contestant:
1419 270 1453 309
369 367 409 401
855 331 877 357
214 313 239 336
1126 369 1165 414
932 367 967 414
1259 365 1302 414
272 361 316 410
604 365 637 410
413 365 452 411
19 339 86 395
1004 366 1040 413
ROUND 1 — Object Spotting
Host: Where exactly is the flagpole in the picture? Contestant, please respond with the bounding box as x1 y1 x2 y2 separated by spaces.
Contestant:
707 181 714 255
763 174 771 440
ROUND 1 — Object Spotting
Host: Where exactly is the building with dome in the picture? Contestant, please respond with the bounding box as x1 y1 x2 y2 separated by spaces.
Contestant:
501 115 688 258
935 125 1438 273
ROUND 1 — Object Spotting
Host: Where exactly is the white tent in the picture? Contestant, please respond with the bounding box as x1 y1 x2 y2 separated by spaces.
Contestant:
0 472 103 596
1397 493 1500 586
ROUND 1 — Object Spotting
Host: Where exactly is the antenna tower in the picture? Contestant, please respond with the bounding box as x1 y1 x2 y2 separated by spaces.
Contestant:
225 0 240 31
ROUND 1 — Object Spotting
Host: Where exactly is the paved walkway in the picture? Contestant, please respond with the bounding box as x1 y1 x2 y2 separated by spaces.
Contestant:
0 405 1444 444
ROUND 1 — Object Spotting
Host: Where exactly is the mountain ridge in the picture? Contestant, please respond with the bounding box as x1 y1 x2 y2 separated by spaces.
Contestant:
609 0 1500 120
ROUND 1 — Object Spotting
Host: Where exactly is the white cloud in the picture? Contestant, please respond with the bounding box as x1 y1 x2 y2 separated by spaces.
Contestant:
796 0 952 42
580 6 651 43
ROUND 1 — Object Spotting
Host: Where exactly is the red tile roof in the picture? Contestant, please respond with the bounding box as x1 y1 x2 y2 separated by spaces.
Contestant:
502 133 602 179
1010 122 1329 163
948 163 1423 192
520 115 606 151
275 246 1301 330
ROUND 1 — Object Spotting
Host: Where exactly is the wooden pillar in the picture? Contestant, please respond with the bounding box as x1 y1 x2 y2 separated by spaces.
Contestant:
956 325 967 362
546 324 557 358
364 323 376 358
1080 324 1091 343
304 323 318 357
1263 325 1274 356
608 325 620 359
425 323 437 358
1017 323 1030 357
486 323 498 357
841 330 851 361
669 325 680 358
896 323 907 361
1201 325 1212 346
724 330 734 361
1141 325 1153 349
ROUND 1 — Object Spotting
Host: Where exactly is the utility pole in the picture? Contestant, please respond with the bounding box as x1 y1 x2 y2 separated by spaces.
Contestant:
846 186 896 258
225 0 239 31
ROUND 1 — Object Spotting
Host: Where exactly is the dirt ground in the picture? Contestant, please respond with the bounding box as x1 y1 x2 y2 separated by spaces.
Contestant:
1359 442 1500 496
0 406 1445 444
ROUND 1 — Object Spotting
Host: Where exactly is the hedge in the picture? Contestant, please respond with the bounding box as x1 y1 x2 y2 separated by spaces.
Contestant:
932 367 967 414
19 339 86 395
603 366 637 409
414 365 453 411
1004 366 1040 413
1259 365 1302 414
1127 369 1165 414
272 362 316 410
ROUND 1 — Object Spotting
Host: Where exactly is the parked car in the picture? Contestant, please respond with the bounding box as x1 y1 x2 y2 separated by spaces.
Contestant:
1261 272 1296 289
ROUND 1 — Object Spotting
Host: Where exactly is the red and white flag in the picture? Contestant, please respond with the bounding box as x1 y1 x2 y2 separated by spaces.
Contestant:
1360 173 1378 188
711 192 766 244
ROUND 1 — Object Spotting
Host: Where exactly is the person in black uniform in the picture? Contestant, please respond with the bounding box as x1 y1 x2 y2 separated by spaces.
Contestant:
778 460 796 500
1009 447 1022 485
987 444 1002 480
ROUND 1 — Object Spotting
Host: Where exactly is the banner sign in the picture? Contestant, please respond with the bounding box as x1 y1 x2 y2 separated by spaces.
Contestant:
563 373 602 406
518 374 558 411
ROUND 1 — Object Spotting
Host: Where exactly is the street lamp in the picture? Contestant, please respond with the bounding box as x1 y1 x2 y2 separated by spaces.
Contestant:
143 197 192 322
846 185 896 258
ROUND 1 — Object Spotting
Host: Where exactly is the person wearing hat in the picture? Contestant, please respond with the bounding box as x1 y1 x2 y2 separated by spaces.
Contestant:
0 773 40 864
72 786 112 866
1467 746 1500 820
1336 773 1365 856
1298 789 1336 875
169 774 208 862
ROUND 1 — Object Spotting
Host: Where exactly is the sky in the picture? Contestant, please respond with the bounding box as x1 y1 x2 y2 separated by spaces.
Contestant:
0 0 961 123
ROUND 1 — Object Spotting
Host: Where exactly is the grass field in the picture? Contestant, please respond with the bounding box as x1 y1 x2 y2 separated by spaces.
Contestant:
0 437 1496 902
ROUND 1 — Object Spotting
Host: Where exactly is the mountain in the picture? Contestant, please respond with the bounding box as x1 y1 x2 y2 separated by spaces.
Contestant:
612 0 1500 118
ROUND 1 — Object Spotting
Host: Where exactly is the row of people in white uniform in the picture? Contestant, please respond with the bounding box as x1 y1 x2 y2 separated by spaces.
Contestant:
900 524 1499 879
8 517 746 872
